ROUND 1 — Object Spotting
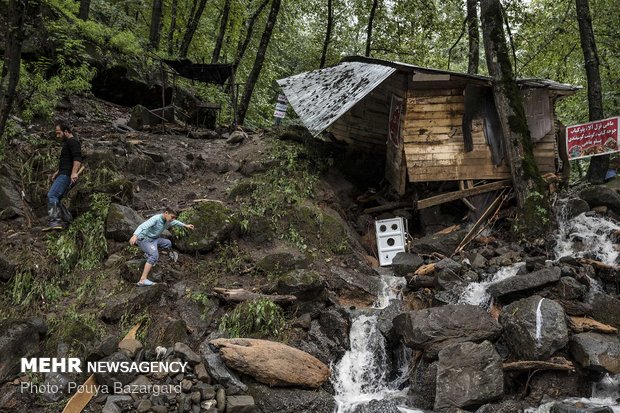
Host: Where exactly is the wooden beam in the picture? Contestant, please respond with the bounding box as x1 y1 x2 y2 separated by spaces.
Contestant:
417 180 511 209
569 316 618 334
502 358 574 372
213 288 297 303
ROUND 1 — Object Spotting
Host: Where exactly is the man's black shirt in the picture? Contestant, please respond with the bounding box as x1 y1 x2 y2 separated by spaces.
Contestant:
58 137 82 176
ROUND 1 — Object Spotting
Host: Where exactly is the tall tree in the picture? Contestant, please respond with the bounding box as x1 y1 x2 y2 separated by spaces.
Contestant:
466 0 479 74
480 0 549 235
237 0 281 124
0 0 28 140
212 0 232 63
179 0 209 59
576 0 608 184
167 0 179 55
149 0 164 50
233 0 270 71
365 0 379 57
319 0 334 68
78 0 90 20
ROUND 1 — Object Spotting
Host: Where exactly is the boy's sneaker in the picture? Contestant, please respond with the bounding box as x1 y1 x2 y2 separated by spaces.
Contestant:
169 251 178 262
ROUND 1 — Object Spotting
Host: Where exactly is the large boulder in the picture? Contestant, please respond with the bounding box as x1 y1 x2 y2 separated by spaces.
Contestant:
410 229 467 257
101 284 165 322
173 201 237 253
409 358 437 410
93 352 138 391
393 305 502 359
562 198 590 219
352 400 402 413
435 341 504 410
0 174 23 220
487 267 561 298
295 308 350 365
247 383 335 413
570 332 620 374
587 293 620 327
105 203 144 242
210 338 330 389
579 186 620 214
0 318 47 382
204 353 247 394
499 295 569 360
391 252 424 276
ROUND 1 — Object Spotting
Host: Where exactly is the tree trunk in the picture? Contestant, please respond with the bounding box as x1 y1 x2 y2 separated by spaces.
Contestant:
319 0 333 68
576 0 608 184
466 0 479 74
237 0 281 125
167 0 178 56
0 0 28 140
212 0 232 63
365 0 379 57
78 0 90 20
480 0 548 236
149 0 164 50
179 0 209 59
233 0 270 71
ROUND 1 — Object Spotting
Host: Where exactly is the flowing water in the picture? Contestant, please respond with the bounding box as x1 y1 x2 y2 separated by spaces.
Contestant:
535 297 544 347
332 274 423 413
458 262 525 308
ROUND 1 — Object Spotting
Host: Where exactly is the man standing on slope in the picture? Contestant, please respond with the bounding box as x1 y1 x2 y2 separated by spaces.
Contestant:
46 123 81 230
130 207 194 286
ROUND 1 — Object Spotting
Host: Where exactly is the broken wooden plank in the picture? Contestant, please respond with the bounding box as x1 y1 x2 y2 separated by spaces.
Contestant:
576 258 620 271
414 263 436 276
213 288 297 303
363 201 410 214
569 316 618 334
417 180 511 210
502 358 574 372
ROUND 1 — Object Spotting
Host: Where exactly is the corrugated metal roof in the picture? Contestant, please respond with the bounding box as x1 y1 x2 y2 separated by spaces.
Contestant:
276 61 396 136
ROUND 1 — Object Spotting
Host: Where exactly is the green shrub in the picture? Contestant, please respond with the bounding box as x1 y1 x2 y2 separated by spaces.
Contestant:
219 298 286 339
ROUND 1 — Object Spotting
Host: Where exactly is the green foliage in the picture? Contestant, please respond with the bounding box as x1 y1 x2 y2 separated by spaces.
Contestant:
198 241 253 281
47 193 110 273
7 268 63 307
219 298 286 339
120 310 151 343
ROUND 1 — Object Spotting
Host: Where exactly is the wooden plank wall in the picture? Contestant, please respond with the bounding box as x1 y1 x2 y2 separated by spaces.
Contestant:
328 73 407 153
404 87 557 182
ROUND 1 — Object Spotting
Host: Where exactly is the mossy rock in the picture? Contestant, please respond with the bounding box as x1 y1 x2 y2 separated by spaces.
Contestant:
150 319 188 348
174 201 237 253
106 203 144 242
243 214 274 245
70 179 133 214
228 181 258 200
45 319 97 358
276 269 325 301
256 252 310 275
282 205 349 253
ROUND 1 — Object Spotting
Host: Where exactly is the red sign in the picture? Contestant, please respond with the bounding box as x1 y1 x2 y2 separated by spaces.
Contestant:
566 116 619 160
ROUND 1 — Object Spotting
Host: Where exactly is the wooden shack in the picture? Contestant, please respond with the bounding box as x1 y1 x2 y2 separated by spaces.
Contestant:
277 56 579 197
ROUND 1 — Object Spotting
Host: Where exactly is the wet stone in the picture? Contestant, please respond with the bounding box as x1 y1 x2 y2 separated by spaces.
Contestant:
181 379 193 393
135 399 152 413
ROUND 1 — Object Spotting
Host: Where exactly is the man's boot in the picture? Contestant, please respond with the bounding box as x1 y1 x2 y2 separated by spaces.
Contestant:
46 203 64 230
59 202 73 225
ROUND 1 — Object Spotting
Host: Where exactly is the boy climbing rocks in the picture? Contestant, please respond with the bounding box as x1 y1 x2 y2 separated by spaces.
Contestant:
130 207 194 286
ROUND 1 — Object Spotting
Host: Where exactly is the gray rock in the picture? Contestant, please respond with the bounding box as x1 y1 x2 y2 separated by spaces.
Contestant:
408 358 437 410
562 198 590 219
217 387 226 410
330 266 380 297
471 253 488 269
0 255 15 282
41 372 70 402
435 341 504 410
276 269 325 301
227 130 247 144
152 406 168 413
174 201 237 254
391 252 424 276
550 403 613 413
0 174 23 220
196 382 216 400
500 296 568 360
436 258 468 292
94 352 138 391
0 318 47 382
195 363 211 383
555 277 588 301
352 399 401 413
525 256 547 272
179 393 193 412
174 342 202 365
570 332 620 374
410 229 467 257
128 104 174 130
226 395 255 413
205 353 247 394
189 129 220 140
105 203 144 242
136 399 152 413
475 400 527 413
393 305 502 359
579 186 620 214
247 383 336 413
102 395 133 413
487 267 561 298
118 259 145 283
101 284 165 322
587 293 620 327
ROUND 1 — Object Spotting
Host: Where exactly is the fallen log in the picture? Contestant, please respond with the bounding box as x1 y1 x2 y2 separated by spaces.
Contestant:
569 316 618 334
213 288 297 303
502 358 574 372
414 263 436 276
407 275 436 288
576 258 619 271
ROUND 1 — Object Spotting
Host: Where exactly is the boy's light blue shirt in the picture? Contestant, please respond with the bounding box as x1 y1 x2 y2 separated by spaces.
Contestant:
133 214 186 240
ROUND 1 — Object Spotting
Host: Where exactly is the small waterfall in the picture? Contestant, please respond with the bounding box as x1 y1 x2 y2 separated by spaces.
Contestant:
555 202 620 265
458 262 525 308
535 298 544 347
333 274 421 413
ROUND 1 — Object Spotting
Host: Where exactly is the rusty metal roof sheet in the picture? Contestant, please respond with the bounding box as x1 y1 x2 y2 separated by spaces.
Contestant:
276 61 396 136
